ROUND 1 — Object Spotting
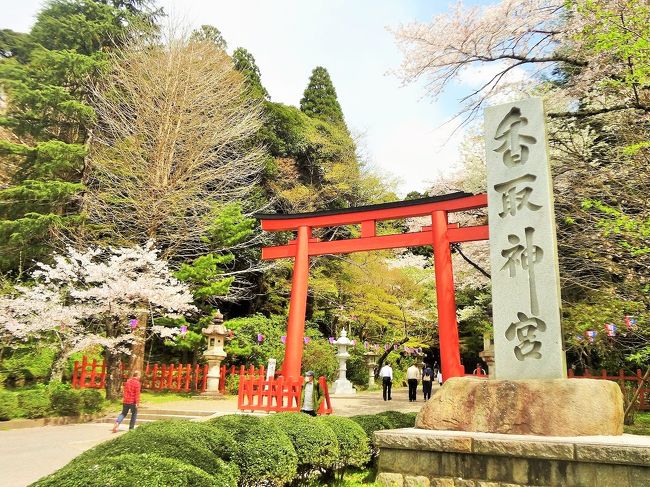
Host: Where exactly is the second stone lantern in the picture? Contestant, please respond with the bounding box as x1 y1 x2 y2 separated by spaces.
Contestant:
331 329 356 395
201 311 227 397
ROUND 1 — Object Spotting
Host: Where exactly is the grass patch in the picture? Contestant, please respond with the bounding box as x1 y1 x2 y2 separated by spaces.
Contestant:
624 412 650 435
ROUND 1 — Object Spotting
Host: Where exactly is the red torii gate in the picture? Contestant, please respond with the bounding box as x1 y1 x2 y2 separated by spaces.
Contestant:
256 192 488 381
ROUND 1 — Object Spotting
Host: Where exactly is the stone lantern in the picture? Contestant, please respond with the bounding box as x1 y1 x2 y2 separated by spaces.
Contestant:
364 350 378 387
201 311 227 397
478 332 495 379
331 329 356 395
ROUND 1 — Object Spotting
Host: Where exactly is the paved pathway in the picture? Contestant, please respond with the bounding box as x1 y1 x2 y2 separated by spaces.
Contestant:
0 387 429 487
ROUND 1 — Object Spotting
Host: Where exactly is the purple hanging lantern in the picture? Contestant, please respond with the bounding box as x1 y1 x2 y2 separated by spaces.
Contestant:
304 336 311 344
257 333 265 343
180 325 187 335
281 335 287 344
129 319 138 329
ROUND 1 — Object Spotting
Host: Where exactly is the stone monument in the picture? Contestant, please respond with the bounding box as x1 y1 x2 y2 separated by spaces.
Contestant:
374 98 632 487
331 329 356 395
201 311 227 397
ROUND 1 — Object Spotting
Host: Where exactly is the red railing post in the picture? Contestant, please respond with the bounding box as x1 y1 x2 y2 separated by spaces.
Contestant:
193 364 199 391
79 356 88 389
89 359 97 387
99 360 106 389
72 361 79 388
201 364 209 392
184 364 191 392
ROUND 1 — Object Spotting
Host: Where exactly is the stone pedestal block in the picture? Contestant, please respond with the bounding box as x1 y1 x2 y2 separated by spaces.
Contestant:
416 377 623 436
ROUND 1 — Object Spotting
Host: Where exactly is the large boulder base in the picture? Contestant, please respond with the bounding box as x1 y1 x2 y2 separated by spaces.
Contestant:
416 377 623 436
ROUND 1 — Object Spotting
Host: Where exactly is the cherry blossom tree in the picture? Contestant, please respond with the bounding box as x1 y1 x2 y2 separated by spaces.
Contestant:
0 242 195 398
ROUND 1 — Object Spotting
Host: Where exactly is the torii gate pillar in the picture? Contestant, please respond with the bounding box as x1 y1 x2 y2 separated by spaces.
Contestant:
282 225 311 379
431 210 464 378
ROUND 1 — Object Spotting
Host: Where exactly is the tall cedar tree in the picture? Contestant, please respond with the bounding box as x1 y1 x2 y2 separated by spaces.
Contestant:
300 66 346 128
0 0 159 274
233 47 269 100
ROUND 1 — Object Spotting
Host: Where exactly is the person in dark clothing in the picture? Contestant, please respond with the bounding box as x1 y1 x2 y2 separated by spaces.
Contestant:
112 370 141 432
379 363 393 401
421 364 434 400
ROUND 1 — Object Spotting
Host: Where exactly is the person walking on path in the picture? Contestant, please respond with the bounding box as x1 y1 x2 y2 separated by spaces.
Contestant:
300 371 322 416
379 362 393 401
407 363 421 402
473 362 487 376
421 363 434 400
112 371 141 432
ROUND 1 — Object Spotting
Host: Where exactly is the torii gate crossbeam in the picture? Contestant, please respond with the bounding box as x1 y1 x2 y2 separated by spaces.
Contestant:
256 192 489 381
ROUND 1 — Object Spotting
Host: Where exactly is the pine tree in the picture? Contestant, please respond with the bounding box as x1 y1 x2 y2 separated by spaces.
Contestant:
232 47 269 100
190 24 227 50
299 66 346 127
0 0 158 274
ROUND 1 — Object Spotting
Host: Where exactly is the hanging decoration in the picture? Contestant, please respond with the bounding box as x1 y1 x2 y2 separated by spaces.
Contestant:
180 325 187 335
624 315 638 330
604 323 616 337
257 333 265 343
129 319 138 329
304 336 311 344
585 330 597 343
329 337 335 344
281 335 287 344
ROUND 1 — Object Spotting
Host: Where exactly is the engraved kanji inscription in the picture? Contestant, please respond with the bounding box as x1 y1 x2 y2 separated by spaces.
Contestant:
494 107 537 167
505 312 546 360
493 174 542 218
500 227 543 315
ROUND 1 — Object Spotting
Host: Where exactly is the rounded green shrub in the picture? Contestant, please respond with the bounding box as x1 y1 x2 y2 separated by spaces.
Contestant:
32 453 219 487
48 383 81 416
210 414 298 486
349 414 394 456
78 389 104 414
0 390 19 421
266 412 339 474
73 420 237 484
134 420 237 462
315 415 371 469
18 387 50 418
376 410 416 429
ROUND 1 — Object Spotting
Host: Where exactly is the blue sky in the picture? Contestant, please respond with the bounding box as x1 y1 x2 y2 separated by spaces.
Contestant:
3 0 492 196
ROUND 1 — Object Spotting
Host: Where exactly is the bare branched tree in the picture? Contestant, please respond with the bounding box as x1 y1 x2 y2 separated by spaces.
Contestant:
84 34 266 260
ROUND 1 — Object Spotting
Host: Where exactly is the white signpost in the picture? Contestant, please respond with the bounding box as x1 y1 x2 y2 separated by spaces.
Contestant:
485 97 567 380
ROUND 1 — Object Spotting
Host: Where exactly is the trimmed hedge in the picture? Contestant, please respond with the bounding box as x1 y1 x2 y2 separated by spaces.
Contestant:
72 421 238 484
48 383 81 416
375 410 417 429
210 414 298 486
266 412 339 474
32 453 219 487
349 414 394 456
78 389 104 413
17 388 50 418
315 416 371 470
0 390 19 421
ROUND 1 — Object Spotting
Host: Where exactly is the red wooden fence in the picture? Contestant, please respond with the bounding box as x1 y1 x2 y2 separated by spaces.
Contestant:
219 365 266 394
568 368 649 411
237 367 333 414
71 355 209 393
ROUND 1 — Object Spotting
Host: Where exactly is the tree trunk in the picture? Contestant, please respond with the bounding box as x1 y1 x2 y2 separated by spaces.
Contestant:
49 347 70 383
128 310 149 376
105 349 123 401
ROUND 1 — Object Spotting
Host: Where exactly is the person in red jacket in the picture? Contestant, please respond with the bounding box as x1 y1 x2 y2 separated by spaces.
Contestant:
112 371 141 432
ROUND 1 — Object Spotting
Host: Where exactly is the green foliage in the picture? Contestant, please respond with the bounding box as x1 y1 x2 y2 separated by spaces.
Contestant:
48 382 81 416
78 388 103 413
0 346 56 386
175 254 234 298
266 412 340 475
191 25 227 49
301 338 339 382
315 416 371 470
17 386 50 418
74 420 238 482
232 47 269 99
224 314 288 367
32 453 220 487
209 414 298 486
0 390 20 421
374 410 416 429
349 414 393 441
300 66 346 127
